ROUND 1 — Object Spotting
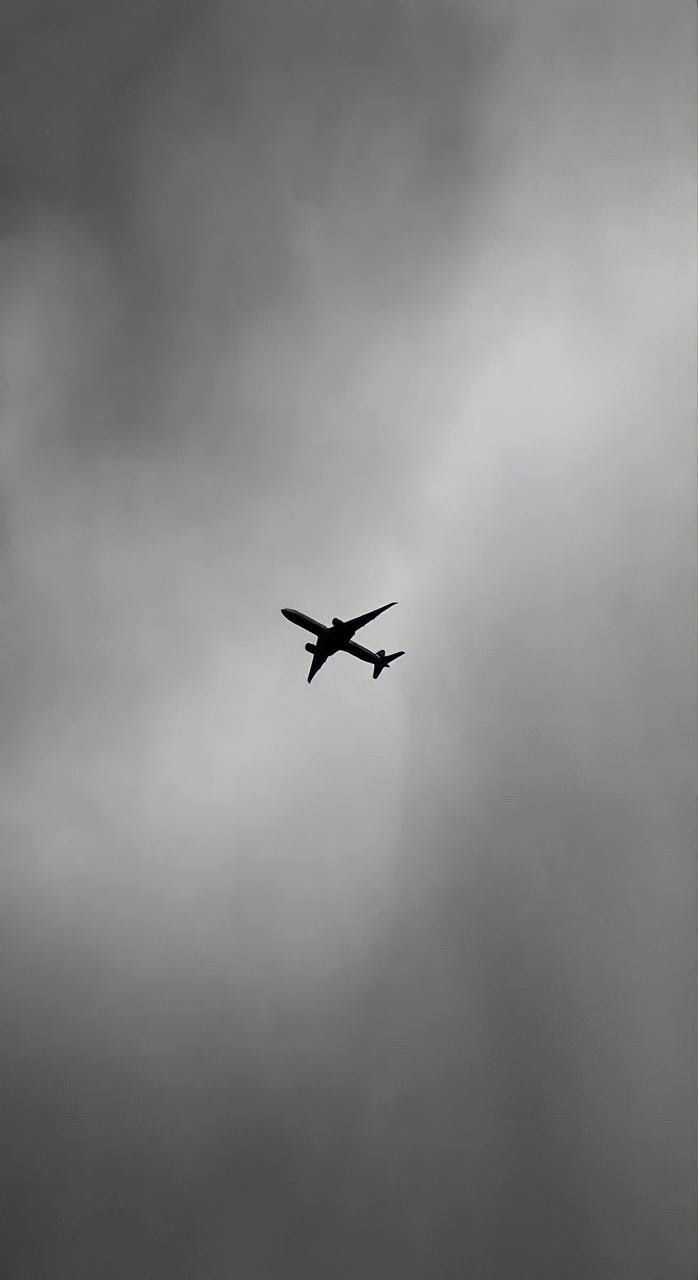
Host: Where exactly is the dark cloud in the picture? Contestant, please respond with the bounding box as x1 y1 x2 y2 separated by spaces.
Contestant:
1 2 694 1277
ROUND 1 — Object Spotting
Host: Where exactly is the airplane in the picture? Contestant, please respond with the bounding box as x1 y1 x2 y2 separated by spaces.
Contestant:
281 601 405 683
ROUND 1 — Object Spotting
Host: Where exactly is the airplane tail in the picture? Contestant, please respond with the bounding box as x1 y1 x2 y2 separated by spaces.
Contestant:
372 649 405 679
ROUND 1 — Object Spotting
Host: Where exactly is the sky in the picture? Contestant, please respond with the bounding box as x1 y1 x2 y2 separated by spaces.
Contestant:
1 3 695 1277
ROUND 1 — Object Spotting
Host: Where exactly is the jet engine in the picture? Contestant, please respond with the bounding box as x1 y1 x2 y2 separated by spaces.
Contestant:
305 643 316 653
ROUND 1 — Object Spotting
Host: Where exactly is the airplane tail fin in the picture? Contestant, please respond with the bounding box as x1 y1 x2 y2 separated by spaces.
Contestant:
372 649 406 679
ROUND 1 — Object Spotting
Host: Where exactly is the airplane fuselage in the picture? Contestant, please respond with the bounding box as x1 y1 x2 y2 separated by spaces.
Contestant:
281 609 358 653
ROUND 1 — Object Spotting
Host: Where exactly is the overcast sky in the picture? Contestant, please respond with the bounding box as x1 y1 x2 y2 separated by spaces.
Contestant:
1 3 695 1277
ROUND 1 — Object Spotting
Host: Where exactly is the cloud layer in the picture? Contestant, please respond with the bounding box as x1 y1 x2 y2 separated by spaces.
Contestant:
1 3 694 1276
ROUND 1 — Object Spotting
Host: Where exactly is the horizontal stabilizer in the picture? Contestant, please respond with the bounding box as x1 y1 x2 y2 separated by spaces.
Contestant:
372 649 406 679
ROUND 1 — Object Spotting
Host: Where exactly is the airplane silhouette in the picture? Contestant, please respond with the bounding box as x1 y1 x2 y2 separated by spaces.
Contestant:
281 602 405 683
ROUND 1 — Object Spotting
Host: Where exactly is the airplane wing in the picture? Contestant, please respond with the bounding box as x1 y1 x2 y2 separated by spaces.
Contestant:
307 649 329 683
345 601 397 633
343 639 379 665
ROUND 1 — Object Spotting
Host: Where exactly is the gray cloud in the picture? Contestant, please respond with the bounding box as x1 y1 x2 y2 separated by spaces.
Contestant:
1 2 694 1277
